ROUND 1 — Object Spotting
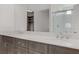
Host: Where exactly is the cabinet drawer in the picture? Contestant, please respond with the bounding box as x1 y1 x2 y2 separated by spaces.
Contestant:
0 36 10 54
15 38 29 48
29 41 48 53
55 46 79 54
2 36 16 54
2 36 16 48
49 45 79 54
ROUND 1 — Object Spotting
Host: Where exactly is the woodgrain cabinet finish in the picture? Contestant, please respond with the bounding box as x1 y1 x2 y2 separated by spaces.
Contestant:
15 38 28 48
48 45 79 54
0 36 3 53
2 36 16 54
13 47 28 54
48 45 56 54
0 36 9 54
2 36 29 54
29 50 42 54
15 38 29 54
0 35 79 54
29 41 48 54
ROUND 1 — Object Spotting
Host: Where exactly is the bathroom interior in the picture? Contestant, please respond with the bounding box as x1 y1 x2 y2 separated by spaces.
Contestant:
0 4 79 54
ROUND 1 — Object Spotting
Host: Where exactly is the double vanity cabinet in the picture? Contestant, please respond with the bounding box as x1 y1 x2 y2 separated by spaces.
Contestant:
0 35 79 54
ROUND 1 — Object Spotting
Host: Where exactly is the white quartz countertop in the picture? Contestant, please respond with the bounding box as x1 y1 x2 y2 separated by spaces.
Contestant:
0 31 79 50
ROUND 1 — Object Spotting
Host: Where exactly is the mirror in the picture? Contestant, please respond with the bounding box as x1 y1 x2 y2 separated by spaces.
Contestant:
26 4 79 33
0 4 78 33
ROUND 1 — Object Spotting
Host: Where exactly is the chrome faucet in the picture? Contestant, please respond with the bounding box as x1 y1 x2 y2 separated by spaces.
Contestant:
56 32 70 39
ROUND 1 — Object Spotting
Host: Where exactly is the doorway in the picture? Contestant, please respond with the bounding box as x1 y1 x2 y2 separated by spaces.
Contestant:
27 12 34 31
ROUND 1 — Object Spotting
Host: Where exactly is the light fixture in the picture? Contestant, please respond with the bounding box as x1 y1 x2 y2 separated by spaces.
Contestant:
66 10 72 14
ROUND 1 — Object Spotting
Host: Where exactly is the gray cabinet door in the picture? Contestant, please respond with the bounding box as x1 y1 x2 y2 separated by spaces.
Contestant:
2 36 16 54
49 45 79 54
2 36 29 54
15 38 29 54
55 46 79 54
29 41 48 54
1 36 9 54
6 36 16 54
48 45 56 54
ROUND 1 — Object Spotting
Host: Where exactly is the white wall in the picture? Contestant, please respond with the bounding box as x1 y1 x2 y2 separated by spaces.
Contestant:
0 4 15 32
14 5 27 32
0 4 27 32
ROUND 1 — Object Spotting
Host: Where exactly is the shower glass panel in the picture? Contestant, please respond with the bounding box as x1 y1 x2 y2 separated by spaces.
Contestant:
53 10 72 33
